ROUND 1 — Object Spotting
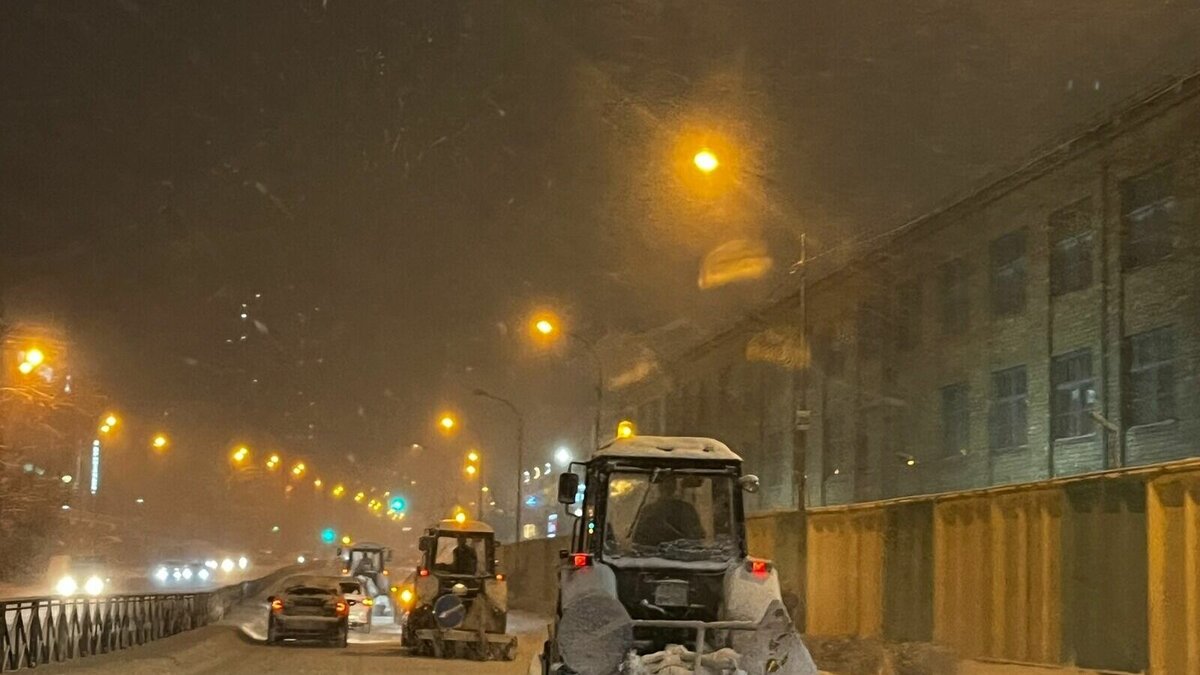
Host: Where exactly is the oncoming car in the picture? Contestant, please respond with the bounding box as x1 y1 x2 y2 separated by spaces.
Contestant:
152 560 211 585
266 576 351 647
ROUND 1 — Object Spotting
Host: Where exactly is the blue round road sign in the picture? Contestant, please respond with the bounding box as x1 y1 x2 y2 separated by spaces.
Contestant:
433 594 466 629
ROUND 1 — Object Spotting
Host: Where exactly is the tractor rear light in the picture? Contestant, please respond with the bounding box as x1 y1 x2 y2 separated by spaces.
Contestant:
747 559 771 577
418 568 429 577
495 573 505 581
399 588 414 605
571 553 592 568
270 599 283 613
341 568 349 575
335 601 348 615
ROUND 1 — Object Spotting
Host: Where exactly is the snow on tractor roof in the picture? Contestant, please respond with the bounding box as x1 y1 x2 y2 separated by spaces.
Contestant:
435 519 495 534
593 435 742 462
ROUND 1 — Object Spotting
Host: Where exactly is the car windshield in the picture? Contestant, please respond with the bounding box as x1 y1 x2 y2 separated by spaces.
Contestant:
602 469 739 562
433 535 489 575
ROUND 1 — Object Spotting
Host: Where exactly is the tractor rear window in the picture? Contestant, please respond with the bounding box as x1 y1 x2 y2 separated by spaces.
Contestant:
603 470 739 562
434 535 489 575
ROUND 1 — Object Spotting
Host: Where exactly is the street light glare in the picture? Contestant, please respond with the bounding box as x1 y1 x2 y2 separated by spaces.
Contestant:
535 319 555 335
439 415 456 431
104 415 118 427
467 450 479 463
693 149 719 173
25 348 45 367
152 434 168 449
555 447 571 466
465 465 477 476
17 362 34 375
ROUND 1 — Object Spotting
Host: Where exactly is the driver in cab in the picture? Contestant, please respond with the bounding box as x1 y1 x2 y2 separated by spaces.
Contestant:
632 475 705 546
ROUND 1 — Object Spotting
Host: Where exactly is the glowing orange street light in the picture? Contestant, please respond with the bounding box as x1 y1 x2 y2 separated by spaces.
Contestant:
104 414 118 428
152 434 169 451
313 478 323 489
231 446 251 464
332 484 345 498
467 450 479 463
465 464 477 476
291 462 306 478
535 319 555 335
693 148 720 174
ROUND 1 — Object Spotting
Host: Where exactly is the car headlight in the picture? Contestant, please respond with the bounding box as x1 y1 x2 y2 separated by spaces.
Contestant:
56 575 78 597
172 569 182 581
182 567 193 580
204 560 218 570
296 555 306 564
237 556 248 570
198 568 210 581
154 567 169 582
84 576 105 596
221 558 235 572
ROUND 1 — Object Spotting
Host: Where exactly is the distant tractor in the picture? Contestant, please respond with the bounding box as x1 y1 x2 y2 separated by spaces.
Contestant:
400 518 516 661
337 541 395 619
538 435 817 675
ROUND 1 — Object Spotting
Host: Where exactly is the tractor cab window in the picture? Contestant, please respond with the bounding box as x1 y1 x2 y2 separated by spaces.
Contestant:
433 535 489 576
348 549 384 576
603 469 739 562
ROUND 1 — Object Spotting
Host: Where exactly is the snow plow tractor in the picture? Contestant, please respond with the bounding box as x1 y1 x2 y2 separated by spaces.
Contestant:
538 435 817 675
401 518 516 661
337 541 396 620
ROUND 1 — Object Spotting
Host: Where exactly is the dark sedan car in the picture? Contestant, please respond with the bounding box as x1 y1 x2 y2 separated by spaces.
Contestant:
266 576 350 646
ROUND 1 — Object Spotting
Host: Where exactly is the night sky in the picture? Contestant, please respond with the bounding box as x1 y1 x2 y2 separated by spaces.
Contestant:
2 1 1198 519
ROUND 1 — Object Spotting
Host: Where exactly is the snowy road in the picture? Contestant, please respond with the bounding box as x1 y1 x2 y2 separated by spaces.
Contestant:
39 569 547 674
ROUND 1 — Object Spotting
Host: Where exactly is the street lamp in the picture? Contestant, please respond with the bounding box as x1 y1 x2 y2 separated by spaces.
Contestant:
17 347 45 375
555 446 572 467
472 388 526 541
231 446 250 465
152 434 169 451
527 314 603 450
693 148 719 174
438 414 457 433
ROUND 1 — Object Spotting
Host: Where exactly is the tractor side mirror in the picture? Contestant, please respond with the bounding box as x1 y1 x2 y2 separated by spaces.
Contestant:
739 474 761 494
418 536 434 553
557 473 580 505
385 549 393 562
335 547 343 557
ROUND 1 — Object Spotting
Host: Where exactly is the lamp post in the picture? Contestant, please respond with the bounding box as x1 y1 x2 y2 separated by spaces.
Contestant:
531 316 603 450
472 388 525 541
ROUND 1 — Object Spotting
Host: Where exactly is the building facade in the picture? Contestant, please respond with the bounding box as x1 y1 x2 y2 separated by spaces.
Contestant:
609 72 1200 510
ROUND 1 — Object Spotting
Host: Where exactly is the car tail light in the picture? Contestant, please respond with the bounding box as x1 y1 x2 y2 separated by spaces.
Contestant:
270 599 283 612
418 568 429 577
571 553 592 568
335 601 348 615
362 598 374 607
341 568 349 575
747 558 771 577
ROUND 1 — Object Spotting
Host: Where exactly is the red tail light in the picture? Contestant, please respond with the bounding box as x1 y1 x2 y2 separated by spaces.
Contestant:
571 553 592 568
747 559 771 577
270 599 283 612
335 601 348 615
418 568 429 577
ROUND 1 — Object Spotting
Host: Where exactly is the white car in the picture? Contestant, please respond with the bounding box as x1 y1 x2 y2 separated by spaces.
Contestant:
337 578 373 632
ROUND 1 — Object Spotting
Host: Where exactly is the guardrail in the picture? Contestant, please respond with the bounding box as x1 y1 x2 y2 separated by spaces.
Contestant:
0 566 299 672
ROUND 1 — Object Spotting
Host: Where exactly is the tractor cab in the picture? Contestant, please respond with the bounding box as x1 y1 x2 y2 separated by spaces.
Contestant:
542 435 816 674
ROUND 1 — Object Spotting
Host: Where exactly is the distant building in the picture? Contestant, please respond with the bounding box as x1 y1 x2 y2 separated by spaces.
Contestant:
608 71 1200 511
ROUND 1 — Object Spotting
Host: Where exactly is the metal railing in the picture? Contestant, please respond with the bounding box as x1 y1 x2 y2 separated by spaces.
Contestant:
0 568 294 672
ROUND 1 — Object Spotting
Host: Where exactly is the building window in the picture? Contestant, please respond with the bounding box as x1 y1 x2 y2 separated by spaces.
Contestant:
896 280 921 350
1121 164 1175 269
1050 198 1094 296
989 366 1028 451
1052 349 1096 439
1126 327 1176 426
940 383 969 457
990 229 1027 316
939 259 969 335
